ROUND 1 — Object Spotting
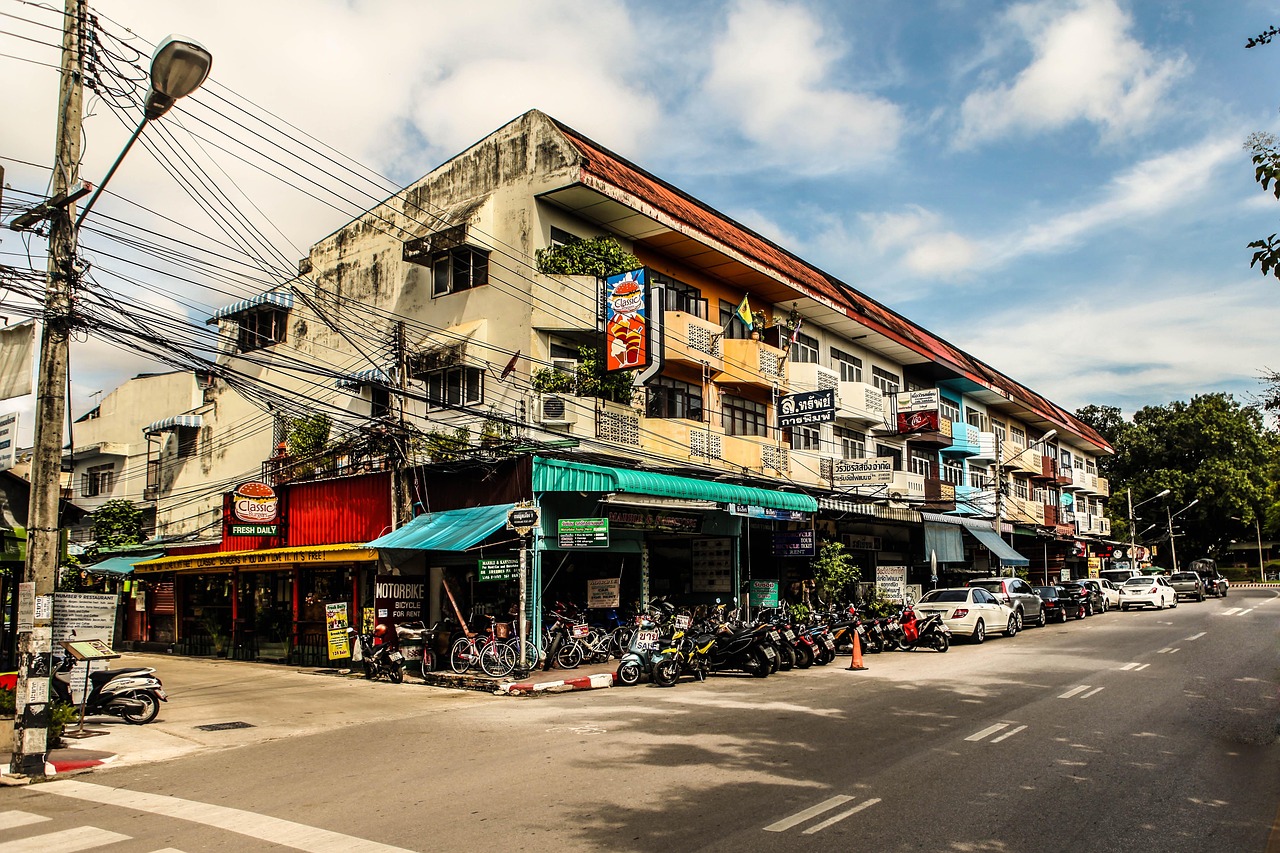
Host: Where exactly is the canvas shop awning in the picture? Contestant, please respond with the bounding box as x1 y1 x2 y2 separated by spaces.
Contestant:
965 526 1030 567
144 414 203 435
922 523 964 563
367 503 517 552
206 289 294 324
86 551 162 576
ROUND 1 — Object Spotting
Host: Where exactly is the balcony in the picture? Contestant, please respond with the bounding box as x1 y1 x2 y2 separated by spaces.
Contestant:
720 432 789 477
923 478 956 512
834 380 887 426
1099 517 1111 536
664 310 724 373
903 416 953 450
1074 514 1092 536
1062 468 1085 491
884 471 926 504
791 451 836 488
970 431 997 462
529 273 598 331
1031 454 1057 481
1044 503 1059 527
1072 468 1099 494
1022 500 1046 526
717 338 787 390
941 421 980 457
593 402 729 468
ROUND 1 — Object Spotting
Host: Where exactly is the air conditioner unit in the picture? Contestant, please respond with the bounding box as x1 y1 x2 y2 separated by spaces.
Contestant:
536 394 577 425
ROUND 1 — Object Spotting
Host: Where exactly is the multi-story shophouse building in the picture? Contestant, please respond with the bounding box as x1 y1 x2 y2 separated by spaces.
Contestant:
125 110 1112 658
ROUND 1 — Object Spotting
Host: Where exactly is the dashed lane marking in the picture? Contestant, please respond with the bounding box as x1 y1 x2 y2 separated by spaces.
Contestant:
1081 687 1106 699
991 725 1028 743
966 723 1009 742
33 780 416 853
1059 685 1091 699
764 796 855 833
1185 632 1206 640
1237 608 1254 616
1220 608 1241 616
800 798 882 835
1157 648 1180 654
0 811 49 831
0 826 131 853
1134 663 1150 671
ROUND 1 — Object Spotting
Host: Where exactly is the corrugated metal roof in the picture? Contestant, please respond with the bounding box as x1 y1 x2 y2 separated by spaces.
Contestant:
206 290 294 324
367 503 514 551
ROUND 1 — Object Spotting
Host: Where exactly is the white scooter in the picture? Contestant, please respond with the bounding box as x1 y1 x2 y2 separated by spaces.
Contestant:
51 654 167 724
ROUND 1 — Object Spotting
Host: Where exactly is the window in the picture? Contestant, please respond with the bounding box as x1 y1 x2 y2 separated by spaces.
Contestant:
646 376 703 421
719 300 750 340
966 410 987 431
236 308 287 353
831 348 862 382
940 397 960 424
176 427 199 458
371 385 391 419
909 448 934 477
871 366 900 395
906 379 929 393
992 419 1007 444
1060 449 1073 470
968 468 988 489
80 464 114 497
834 426 865 460
432 246 489 297
875 443 903 471
790 331 819 364
790 425 821 451
657 277 707 320
1011 425 1026 446
722 395 767 437
425 366 483 409
1013 478 1029 500
1085 459 1097 475
549 226 579 247
941 457 963 486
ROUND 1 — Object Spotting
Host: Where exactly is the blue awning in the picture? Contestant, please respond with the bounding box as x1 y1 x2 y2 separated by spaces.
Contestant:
367 503 516 551
144 414 203 435
966 526 1030 566
86 552 162 575
336 368 393 390
923 522 965 563
206 290 294 324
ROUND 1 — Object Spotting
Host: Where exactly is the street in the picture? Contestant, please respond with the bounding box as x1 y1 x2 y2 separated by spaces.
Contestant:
1 588 1277 852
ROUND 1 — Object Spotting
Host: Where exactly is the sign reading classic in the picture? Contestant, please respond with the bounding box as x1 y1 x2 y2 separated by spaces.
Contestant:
229 481 280 536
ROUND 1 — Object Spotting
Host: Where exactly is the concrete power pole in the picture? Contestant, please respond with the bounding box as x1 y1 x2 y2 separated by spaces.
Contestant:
12 0 84 778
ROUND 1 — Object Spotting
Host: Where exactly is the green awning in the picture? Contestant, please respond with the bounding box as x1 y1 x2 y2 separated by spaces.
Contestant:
367 504 515 551
532 457 817 513
86 552 162 575
923 523 964 563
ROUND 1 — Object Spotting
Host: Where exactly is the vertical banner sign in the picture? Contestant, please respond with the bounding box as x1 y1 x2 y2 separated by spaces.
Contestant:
325 602 349 660
604 268 649 372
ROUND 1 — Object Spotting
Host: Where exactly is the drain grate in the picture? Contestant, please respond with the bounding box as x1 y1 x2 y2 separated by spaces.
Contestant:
193 721 255 732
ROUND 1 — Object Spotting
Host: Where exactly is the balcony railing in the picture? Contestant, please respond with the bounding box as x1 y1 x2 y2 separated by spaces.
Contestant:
717 338 787 390
885 471 926 504
923 478 956 511
971 431 996 462
941 421 980 456
664 310 724 373
834 380 886 426
1096 477 1110 497
788 362 840 396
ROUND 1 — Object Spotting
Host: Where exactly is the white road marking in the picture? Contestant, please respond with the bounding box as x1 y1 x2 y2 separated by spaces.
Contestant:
1157 647 1173 653
1059 685 1091 699
1220 607 1241 616
801 798 882 835
966 723 1009 742
763 795 855 832
34 780 417 853
1081 687 1106 699
1185 632 1206 640
0 811 50 830
1135 663 1151 671
1120 662 1140 670
991 725 1028 743
1157 648 1180 654
0 826 131 853
1237 608 1254 616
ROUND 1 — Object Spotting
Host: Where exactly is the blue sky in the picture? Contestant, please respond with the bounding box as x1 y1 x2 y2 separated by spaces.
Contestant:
3 0 1280 440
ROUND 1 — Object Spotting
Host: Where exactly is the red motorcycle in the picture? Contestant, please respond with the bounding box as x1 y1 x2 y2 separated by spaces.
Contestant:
888 606 951 652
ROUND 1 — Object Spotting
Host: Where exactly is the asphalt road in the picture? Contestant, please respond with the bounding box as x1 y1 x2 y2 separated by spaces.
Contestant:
2 588 1277 853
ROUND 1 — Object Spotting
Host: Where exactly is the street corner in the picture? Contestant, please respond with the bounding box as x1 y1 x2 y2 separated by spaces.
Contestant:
498 672 615 696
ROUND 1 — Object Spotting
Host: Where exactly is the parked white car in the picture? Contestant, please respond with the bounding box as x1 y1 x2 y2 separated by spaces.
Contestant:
1079 578 1121 611
915 587 1018 644
1118 575 1177 610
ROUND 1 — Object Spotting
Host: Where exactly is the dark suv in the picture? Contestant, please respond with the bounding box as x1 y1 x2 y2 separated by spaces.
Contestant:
1034 585 1086 622
1197 569 1229 597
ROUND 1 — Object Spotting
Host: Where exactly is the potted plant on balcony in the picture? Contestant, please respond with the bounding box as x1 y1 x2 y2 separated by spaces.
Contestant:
531 345 634 405
750 310 768 340
535 235 640 277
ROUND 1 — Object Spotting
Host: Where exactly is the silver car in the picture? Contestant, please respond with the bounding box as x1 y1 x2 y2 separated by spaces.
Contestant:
966 577 1047 628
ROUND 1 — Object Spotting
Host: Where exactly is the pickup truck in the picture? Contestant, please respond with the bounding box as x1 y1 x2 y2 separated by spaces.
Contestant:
1167 571 1204 602
1196 569 1229 597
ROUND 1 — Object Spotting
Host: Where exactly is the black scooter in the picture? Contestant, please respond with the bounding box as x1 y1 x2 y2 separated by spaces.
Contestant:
700 622 777 677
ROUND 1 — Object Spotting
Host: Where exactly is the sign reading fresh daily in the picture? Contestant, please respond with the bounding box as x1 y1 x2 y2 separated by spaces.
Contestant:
777 389 835 428
557 518 609 548
477 558 520 582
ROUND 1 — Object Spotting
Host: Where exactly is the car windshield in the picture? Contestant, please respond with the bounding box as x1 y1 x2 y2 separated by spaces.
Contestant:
1170 572 1198 581
920 590 969 603
1123 577 1153 587
1034 587 1057 597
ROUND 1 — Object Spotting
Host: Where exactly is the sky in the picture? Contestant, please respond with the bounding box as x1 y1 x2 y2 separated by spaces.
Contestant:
3 0 1280 446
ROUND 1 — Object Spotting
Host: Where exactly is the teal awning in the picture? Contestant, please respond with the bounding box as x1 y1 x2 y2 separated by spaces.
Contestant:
923 523 964 563
367 504 515 551
87 552 162 575
532 457 817 513
966 527 1030 567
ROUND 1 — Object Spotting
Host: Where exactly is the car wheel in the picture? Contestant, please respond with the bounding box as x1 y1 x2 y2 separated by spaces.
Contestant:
1014 610 1024 631
971 620 986 644
1035 608 1047 628
1006 614 1018 638
1120 603 1128 612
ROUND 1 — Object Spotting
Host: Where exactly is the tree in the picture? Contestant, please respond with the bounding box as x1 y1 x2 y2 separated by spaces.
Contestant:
809 540 860 605
1072 404 1129 480
92 499 143 549
535 236 640 278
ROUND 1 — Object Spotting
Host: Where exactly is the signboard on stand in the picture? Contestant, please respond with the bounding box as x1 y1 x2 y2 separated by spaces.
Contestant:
875 566 908 603
325 602 349 660
587 578 620 608
749 580 779 608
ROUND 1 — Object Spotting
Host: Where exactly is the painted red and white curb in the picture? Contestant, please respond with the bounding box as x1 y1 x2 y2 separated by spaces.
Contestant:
498 672 615 695
1 753 117 777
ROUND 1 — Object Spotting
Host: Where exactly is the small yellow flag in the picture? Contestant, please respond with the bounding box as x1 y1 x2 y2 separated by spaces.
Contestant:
735 294 753 329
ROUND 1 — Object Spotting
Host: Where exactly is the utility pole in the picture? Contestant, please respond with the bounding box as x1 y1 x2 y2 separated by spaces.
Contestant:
992 431 1005 576
12 0 84 777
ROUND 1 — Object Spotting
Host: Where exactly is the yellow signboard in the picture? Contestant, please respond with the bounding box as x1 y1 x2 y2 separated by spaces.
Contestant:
327 628 350 660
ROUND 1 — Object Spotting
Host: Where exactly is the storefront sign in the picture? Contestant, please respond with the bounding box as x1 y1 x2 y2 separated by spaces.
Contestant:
375 577 425 622
587 578 620 608
605 507 701 534
896 409 940 434
833 457 894 486
728 505 810 522
749 579 779 608
1087 557 1101 575
52 592 117 645
327 629 350 660
842 534 882 552
777 389 836 427
558 518 610 548
477 559 519 582
896 389 939 412
230 481 280 536
875 565 907 603
506 505 540 533
604 268 650 372
135 546 378 573
772 530 816 557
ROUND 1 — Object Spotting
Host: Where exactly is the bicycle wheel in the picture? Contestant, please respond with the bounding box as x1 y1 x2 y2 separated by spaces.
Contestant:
449 637 476 673
556 640 584 669
421 648 436 678
610 626 634 658
480 642 515 678
514 639 540 671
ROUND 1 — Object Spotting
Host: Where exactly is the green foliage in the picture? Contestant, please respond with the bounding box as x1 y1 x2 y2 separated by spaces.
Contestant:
809 540 860 605
530 345 634 405
480 408 514 446
787 601 811 623
50 701 78 742
420 426 471 461
288 413 332 459
1246 132 1280 280
57 555 82 592
92 499 143 550
859 585 899 618
0 686 13 717
535 236 640 278
1246 25 1280 48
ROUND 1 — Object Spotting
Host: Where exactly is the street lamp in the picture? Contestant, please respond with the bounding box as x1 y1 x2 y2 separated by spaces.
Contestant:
1166 498 1199 572
992 428 1055 576
1230 515 1265 583
1126 488 1169 571
12 15 211 780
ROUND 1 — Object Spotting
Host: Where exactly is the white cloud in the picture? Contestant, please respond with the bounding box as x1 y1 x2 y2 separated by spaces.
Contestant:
957 0 1187 146
856 206 983 279
700 0 903 172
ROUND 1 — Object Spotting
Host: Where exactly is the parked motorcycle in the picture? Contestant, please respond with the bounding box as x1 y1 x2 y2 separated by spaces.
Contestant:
351 625 406 682
616 610 670 686
51 654 167 724
888 606 951 652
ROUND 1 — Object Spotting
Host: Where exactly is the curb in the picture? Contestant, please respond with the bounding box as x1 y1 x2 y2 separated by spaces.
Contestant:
1 753 117 779
498 672 615 695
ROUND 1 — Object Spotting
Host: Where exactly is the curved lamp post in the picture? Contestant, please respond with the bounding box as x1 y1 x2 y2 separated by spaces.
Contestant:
1231 515 1265 582
1166 498 1199 572
1127 488 1170 571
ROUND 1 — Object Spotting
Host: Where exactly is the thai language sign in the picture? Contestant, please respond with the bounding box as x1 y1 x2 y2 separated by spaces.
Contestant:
749 579 779 608
558 518 610 548
875 565 907 603
728 505 809 521
833 457 894 486
777 389 835 428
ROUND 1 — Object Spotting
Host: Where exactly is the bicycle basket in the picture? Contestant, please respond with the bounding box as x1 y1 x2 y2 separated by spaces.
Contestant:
493 622 511 639
570 623 590 639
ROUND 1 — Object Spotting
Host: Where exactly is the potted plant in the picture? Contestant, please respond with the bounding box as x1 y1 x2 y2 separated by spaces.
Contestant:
750 310 768 340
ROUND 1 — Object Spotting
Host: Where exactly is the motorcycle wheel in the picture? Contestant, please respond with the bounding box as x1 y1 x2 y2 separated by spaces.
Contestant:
776 643 795 671
869 633 885 654
932 633 950 653
814 646 833 665
794 644 814 669
747 650 770 678
388 661 404 684
363 658 377 679
121 690 160 724
653 659 680 687
616 660 642 686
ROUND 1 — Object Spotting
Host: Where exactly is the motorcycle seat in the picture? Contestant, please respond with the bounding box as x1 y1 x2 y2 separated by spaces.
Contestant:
89 667 152 684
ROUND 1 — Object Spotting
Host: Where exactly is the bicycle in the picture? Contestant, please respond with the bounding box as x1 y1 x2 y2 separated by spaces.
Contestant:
449 617 509 677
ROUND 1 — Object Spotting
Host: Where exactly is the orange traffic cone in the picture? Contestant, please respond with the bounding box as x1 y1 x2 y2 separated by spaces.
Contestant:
847 627 868 671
